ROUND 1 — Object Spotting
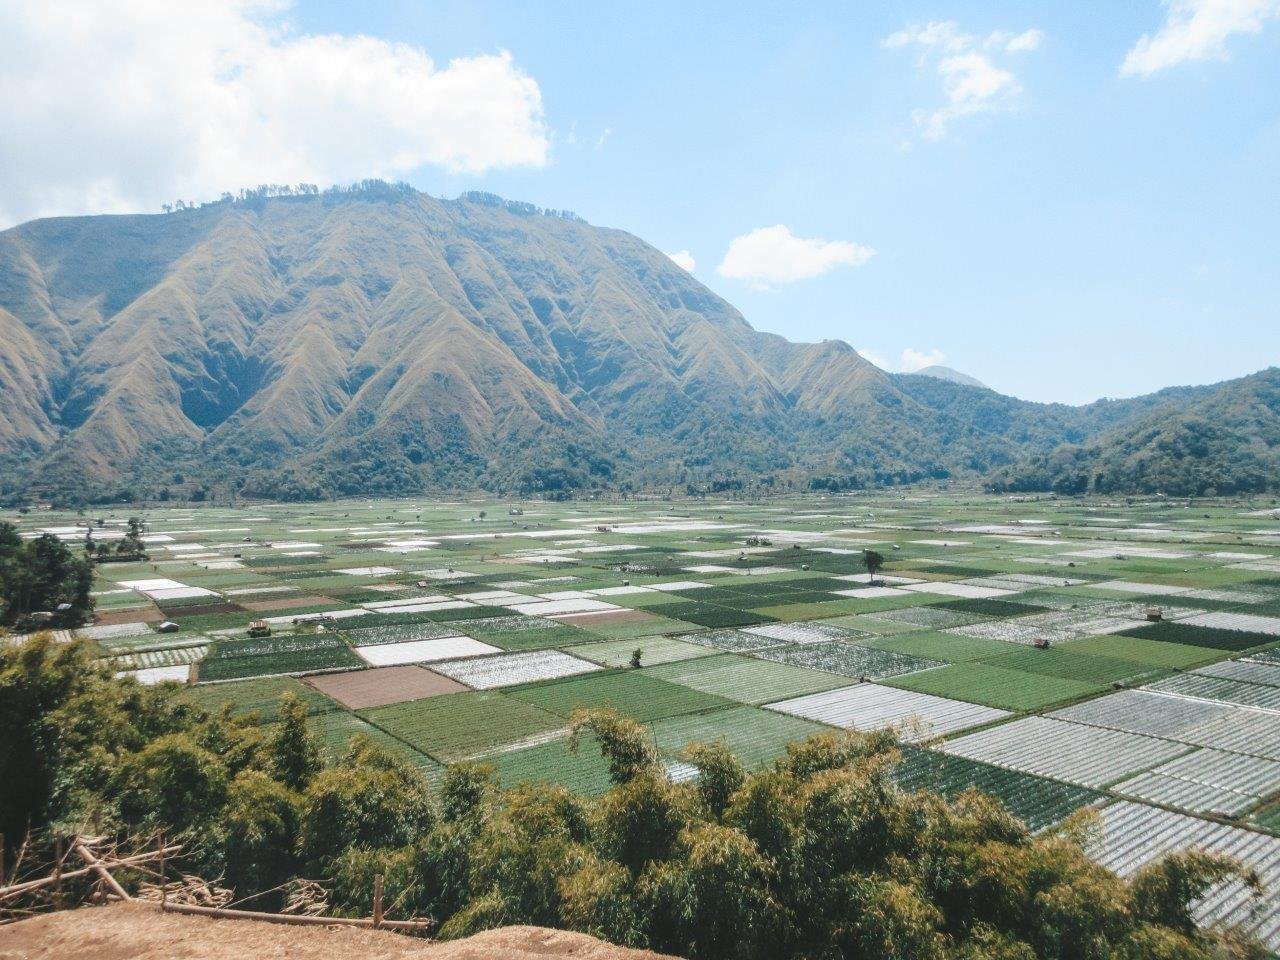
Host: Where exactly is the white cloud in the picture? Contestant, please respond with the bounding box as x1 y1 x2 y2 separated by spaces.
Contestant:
716 225 875 290
899 347 947 372
988 28 1045 52
665 250 697 273
1121 0 1280 77
859 347 947 373
884 20 1041 140
0 0 549 226
857 347 894 371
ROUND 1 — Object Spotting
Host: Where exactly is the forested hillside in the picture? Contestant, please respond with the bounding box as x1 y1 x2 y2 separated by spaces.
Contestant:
988 368 1280 496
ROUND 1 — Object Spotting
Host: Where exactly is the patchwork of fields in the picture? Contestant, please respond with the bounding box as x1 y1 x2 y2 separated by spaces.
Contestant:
12 494 1280 947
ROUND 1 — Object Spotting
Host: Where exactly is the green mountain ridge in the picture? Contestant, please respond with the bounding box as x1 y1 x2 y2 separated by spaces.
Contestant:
0 184 1272 501
987 366 1280 496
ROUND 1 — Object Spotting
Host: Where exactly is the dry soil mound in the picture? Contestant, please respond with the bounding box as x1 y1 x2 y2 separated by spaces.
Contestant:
0 902 677 960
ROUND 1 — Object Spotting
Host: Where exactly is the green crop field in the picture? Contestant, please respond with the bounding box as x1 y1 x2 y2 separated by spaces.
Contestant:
361 691 565 762
507 670 734 722
650 706 829 769
883 662 1109 710
645 653 855 705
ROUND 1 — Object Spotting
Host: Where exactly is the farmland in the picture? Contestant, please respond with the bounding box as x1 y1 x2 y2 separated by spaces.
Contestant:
10 492 1280 948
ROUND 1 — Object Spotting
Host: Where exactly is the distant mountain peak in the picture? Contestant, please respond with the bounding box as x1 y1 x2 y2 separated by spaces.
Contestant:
910 365 988 390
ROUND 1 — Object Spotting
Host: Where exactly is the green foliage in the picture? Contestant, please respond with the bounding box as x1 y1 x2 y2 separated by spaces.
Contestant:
568 708 660 785
114 733 230 831
268 692 322 790
990 369 1280 496
218 770 302 897
640 822 777 960
679 741 745 819
0 635 206 842
559 856 645 947
0 524 94 626
1128 850 1257 936
863 548 886 582
299 735 435 866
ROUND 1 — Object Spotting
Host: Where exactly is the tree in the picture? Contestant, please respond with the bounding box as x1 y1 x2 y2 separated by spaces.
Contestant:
0 646 1269 959
679 741 744 819
569 708 659 785
0 524 94 626
299 736 435 866
218 770 302 897
116 517 148 559
862 548 885 585
268 692 322 790
114 733 230 831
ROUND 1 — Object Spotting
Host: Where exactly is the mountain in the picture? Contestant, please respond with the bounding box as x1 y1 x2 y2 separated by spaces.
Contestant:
909 365 987 390
988 367 1280 496
0 183 1271 502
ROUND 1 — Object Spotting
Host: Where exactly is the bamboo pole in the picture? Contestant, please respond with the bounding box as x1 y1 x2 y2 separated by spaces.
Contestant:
52 837 63 910
155 901 431 932
0 846 181 899
73 839 132 902
157 833 167 911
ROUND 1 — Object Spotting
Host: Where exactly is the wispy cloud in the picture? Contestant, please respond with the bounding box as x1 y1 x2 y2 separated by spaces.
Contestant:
859 347 947 373
665 249 696 273
884 20 1043 141
1122 0 1280 77
716 225 875 290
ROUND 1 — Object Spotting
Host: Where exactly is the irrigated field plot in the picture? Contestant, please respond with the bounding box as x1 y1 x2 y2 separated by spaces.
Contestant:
507 670 734 722
645 653 855 705
362 690 565 761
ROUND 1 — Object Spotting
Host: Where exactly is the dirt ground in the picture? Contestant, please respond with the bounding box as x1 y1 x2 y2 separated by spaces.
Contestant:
0 903 678 960
305 665 469 709
240 596 335 613
93 607 163 625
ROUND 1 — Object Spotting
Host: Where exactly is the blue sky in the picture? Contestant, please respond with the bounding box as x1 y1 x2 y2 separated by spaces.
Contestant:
2 1 1278 403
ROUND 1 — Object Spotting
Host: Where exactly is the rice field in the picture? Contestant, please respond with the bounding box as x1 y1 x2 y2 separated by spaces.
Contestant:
18 490 1280 924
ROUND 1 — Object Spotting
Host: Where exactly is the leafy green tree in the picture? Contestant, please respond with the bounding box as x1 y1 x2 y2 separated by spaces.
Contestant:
439 760 497 826
560 855 644 947
114 733 230 831
862 548 885 584
594 772 690 877
0 644 1270 960
680 741 744 819
219 770 302 897
0 524 94 626
569 708 659 785
268 692 322 790
463 782 592 927
641 823 778 960
299 736 435 866
117 517 148 558
1128 850 1256 936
